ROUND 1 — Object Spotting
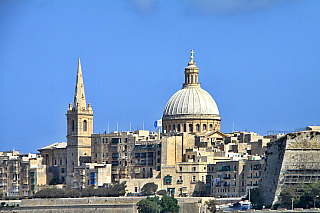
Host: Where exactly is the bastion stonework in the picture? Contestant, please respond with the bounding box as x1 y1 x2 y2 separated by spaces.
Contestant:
260 131 320 207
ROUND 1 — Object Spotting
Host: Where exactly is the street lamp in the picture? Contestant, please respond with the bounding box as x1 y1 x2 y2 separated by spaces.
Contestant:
314 195 319 208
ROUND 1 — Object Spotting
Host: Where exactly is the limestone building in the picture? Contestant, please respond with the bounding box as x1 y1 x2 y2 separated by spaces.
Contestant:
0 151 46 198
162 50 221 134
66 58 93 188
38 142 67 184
206 159 263 198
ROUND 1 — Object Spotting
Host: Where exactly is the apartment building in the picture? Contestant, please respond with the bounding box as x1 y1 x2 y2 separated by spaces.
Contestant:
0 151 46 198
206 159 263 198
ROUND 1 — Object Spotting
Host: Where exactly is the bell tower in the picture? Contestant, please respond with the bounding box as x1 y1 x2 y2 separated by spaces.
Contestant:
66 58 93 188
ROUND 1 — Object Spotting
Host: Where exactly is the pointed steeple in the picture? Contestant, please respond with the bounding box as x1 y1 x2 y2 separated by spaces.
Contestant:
73 58 87 110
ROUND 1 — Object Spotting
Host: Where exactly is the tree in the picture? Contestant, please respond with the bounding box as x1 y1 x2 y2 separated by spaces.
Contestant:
141 182 158 196
34 188 66 198
156 190 167 196
279 187 296 208
137 196 160 213
49 177 62 185
248 188 263 209
205 199 216 213
65 189 80 198
160 195 179 213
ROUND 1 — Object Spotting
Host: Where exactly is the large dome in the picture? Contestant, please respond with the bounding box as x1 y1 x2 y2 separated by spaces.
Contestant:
163 86 219 117
162 50 221 134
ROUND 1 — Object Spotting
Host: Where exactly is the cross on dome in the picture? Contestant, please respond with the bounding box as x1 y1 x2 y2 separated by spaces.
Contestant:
190 50 194 63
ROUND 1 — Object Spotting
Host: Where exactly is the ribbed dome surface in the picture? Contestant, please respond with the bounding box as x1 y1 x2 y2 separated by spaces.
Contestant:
163 86 219 116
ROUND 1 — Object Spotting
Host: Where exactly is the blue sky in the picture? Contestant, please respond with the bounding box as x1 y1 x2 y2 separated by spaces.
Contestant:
1 0 320 153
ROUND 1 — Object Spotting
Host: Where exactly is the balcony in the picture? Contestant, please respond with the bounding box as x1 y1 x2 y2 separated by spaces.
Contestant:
177 179 183 184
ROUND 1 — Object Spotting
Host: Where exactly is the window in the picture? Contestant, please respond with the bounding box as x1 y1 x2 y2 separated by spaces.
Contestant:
173 125 175 131
189 124 193 132
61 168 65 173
83 120 87 132
203 124 207 131
202 176 205 182
72 120 75 131
103 138 104 143
148 152 154 158
196 124 199 132
183 124 186 132
192 176 196 182
135 187 138 192
177 124 181 132
60 159 62 165
209 124 213 130
193 167 196 172
148 159 153 166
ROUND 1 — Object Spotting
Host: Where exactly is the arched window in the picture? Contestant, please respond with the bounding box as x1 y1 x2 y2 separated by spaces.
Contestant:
173 125 175 131
191 75 193 83
83 120 87 132
209 124 213 130
183 124 186 132
169 125 171 132
72 120 75 131
203 124 207 131
189 124 193 132
196 124 200 132
177 124 181 132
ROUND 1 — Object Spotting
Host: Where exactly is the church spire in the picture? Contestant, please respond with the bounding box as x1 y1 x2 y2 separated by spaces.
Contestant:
73 58 86 110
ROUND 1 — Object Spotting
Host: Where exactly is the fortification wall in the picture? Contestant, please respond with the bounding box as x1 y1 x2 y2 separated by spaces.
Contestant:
0 197 205 213
260 131 320 207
